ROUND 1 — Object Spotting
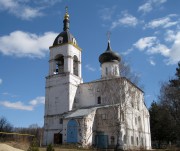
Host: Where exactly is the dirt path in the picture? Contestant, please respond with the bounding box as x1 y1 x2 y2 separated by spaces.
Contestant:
0 144 24 151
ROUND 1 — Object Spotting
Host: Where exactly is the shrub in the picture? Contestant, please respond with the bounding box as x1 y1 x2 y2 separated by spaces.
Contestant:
27 138 39 151
46 144 55 151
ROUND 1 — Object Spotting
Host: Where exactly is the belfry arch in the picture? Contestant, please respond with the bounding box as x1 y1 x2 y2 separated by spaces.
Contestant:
73 55 79 76
55 54 64 74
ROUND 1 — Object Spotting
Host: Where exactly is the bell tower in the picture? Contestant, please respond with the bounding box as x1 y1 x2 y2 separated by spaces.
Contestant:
44 8 82 145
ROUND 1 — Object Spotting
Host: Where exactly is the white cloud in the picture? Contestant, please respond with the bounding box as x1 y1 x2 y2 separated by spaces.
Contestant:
29 96 45 105
138 2 152 13
85 64 96 72
138 0 167 14
0 96 45 111
99 6 116 21
149 59 156 66
0 101 33 111
134 36 170 58
166 31 180 64
0 0 43 20
147 44 170 57
0 78 2 85
133 37 157 51
132 33 180 65
111 12 138 29
145 15 178 29
0 31 58 58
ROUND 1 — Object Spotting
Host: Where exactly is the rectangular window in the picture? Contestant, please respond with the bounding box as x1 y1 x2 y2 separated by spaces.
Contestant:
106 67 108 75
97 96 101 104
131 136 134 145
59 118 63 124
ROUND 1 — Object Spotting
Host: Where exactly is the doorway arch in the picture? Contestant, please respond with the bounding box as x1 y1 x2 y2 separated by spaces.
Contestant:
67 119 78 143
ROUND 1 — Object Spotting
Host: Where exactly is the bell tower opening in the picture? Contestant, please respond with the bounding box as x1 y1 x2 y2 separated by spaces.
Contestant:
55 55 64 74
73 55 78 76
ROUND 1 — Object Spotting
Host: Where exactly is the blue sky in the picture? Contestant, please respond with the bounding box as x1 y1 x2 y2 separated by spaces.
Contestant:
0 0 180 127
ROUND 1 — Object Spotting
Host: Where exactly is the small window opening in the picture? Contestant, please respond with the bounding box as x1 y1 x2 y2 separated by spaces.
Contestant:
58 37 63 44
137 137 139 146
105 67 108 75
97 96 101 104
131 101 134 108
121 112 125 121
73 55 78 76
59 118 63 124
135 117 137 125
131 136 134 145
123 135 127 144
111 136 115 146
115 66 118 75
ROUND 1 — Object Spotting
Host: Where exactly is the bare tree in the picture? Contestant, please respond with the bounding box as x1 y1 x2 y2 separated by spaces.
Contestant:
94 77 138 150
0 116 13 141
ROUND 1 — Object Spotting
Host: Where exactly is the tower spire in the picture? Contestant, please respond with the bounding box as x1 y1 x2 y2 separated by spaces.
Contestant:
63 6 70 31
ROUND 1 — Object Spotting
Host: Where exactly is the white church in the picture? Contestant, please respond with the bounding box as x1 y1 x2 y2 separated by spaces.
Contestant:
43 9 151 150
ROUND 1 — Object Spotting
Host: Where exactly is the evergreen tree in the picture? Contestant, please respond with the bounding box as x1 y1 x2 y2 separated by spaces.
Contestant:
149 101 175 148
159 62 180 140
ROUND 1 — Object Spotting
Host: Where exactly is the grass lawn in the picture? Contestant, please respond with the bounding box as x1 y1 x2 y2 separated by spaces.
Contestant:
39 147 97 151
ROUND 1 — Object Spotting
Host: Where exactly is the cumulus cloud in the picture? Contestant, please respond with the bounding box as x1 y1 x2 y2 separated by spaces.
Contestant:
0 96 45 111
0 78 2 85
110 12 138 29
133 37 157 50
131 33 180 65
0 0 43 20
29 96 45 105
99 6 116 21
0 31 58 58
85 64 96 72
138 0 167 14
166 31 180 64
0 101 33 111
145 14 178 29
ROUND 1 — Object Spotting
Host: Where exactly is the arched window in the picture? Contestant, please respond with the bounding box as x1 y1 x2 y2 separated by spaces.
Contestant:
58 37 63 44
55 55 64 74
73 55 78 76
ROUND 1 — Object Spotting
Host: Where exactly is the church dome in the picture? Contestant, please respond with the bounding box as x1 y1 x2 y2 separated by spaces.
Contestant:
99 41 121 64
53 7 78 46
53 31 76 46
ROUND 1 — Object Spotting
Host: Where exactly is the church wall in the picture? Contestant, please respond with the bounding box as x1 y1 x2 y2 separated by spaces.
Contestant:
45 75 70 115
62 111 96 146
76 83 97 107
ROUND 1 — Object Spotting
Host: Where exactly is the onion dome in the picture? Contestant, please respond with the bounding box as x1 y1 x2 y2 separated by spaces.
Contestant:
99 40 121 64
53 7 77 46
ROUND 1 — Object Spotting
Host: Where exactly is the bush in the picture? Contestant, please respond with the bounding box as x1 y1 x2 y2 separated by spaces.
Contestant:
27 138 39 151
46 144 55 151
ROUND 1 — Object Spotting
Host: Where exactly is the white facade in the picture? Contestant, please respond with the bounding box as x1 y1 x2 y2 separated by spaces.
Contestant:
43 10 151 150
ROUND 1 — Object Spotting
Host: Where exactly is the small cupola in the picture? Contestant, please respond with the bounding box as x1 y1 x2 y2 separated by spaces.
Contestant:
99 38 121 78
53 7 78 46
99 40 121 64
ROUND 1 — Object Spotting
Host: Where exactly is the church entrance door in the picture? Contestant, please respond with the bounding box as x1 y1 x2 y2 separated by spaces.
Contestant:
95 134 108 148
67 119 78 143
